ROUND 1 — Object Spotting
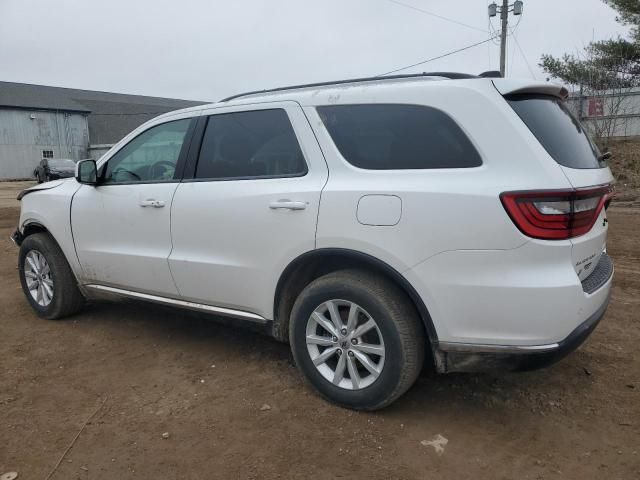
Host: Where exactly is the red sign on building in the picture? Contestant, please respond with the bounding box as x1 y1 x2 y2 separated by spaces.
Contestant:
588 98 604 117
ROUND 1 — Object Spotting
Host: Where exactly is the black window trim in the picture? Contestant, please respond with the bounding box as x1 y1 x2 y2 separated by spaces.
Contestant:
95 116 198 187
181 107 309 183
317 103 484 171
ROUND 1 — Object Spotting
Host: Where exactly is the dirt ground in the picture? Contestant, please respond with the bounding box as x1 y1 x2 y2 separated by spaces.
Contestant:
0 181 638 480
607 138 640 206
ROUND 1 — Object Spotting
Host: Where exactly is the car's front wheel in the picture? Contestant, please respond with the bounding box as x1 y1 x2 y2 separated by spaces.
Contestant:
18 232 85 319
289 269 425 410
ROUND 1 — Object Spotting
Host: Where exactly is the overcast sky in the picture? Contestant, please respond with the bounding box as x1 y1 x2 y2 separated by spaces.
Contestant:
0 0 629 102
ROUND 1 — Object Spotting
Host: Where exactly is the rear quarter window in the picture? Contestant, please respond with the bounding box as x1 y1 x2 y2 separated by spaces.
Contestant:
317 104 482 170
506 94 602 169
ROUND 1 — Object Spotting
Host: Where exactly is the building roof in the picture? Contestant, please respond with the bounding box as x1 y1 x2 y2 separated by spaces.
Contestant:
0 81 206 144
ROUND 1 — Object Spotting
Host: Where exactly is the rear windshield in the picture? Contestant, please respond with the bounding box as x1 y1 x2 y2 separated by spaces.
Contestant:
317 104 482 170
507 94 601 169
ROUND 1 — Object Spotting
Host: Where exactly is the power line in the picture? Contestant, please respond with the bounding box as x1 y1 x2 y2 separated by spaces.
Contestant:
509 25 517 76
377 35 500 76
487 16 493 68
488 15 502 45
384 0 487 33
509 25 536 79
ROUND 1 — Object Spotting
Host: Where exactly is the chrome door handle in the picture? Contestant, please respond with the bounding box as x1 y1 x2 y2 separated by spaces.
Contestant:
269 200 307 211
140 199 166 208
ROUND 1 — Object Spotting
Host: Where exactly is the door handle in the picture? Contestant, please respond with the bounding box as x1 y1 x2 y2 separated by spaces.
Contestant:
139 199 166 208
269 200 307 211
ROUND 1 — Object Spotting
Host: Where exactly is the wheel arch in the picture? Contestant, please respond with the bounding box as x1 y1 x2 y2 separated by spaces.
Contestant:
273 248 439 347
19 221 68 255
22 220 48 239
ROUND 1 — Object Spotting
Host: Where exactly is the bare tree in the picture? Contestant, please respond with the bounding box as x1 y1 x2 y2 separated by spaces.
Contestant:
566 46 639 147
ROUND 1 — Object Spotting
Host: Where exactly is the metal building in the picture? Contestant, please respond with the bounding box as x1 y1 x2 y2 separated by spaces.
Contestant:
0 82 204 179
568 87 640 139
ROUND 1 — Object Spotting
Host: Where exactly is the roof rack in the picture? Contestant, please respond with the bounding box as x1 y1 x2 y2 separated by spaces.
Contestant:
220 72 478 102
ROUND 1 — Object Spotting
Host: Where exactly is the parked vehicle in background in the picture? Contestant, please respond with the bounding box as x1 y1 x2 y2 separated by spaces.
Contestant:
12 73 614 410
34 158 76 183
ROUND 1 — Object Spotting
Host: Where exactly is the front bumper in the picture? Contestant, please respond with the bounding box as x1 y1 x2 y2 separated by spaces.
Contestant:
435 291 611 373
10 229 24 246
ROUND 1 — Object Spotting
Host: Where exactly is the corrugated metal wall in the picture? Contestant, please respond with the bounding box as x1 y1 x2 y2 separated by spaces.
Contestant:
0 108 89 179
87 144 113 161
568 88 640 138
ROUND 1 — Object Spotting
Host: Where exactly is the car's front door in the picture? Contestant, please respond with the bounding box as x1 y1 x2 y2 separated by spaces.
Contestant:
71 115 196 296
169 103 328 318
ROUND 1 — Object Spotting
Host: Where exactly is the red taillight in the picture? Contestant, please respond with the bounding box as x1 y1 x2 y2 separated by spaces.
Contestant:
500 185 614 240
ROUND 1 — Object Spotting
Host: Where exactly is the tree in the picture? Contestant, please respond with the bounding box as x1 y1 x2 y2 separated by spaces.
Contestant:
540 1 640 142
540 0 639 90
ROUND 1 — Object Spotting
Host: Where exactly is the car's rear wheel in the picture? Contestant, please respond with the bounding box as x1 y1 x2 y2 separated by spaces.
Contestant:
289 269 425 410
18 232 85 319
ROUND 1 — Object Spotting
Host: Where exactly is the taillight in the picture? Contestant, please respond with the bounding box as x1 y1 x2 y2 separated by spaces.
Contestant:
500 185 614 240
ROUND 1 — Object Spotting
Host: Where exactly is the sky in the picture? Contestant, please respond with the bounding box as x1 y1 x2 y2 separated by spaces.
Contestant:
0 0 630 102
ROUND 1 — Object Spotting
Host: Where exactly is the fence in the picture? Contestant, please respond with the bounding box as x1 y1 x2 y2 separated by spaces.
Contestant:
567 87 640 138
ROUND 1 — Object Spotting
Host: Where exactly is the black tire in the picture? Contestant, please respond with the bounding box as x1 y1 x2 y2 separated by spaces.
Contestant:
18 232 85 319
289 269 425 410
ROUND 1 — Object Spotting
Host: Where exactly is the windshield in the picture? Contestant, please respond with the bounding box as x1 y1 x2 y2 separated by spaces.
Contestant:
506 94 602 169
48 159 76 168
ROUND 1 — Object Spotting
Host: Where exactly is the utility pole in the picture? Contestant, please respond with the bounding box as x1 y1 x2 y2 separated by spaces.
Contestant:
500 0 509 77
488 0 523 77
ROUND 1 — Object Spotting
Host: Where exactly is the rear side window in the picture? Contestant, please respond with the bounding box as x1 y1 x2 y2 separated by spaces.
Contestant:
195 109 307 180
317 104 482 170
507 94 601 169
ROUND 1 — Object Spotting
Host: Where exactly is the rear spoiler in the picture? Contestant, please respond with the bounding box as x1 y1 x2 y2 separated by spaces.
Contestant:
492 79 569 100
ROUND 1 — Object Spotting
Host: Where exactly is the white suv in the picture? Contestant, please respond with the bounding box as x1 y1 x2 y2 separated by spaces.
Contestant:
13 73 614 410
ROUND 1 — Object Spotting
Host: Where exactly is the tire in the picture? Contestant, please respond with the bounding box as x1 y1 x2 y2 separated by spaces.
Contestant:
289 269 425 410
18 232 85 319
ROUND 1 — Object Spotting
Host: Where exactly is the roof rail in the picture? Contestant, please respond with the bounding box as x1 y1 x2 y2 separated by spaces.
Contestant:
220 72 478 102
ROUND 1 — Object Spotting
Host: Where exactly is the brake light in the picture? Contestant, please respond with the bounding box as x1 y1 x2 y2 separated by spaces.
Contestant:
500 185 614 240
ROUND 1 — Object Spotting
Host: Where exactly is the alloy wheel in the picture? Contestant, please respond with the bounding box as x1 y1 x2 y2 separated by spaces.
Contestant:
305 300 385 390
24 250 54 307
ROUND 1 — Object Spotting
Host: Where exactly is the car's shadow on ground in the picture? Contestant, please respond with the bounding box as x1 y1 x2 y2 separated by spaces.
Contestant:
76 298 595 416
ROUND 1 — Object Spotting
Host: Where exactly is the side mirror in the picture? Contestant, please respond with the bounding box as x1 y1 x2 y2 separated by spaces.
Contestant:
76 159 98 185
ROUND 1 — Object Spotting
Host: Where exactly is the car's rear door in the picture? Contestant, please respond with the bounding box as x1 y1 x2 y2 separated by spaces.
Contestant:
168 102 328 319
71 114 197 296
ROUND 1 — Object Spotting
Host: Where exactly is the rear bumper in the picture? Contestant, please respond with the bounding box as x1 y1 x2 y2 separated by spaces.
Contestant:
406 238 614 349
436 288 611 373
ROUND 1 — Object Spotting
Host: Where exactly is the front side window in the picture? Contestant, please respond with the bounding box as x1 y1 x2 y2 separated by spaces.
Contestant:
195 109 307 180
102 119 191 184
317 104 482 170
